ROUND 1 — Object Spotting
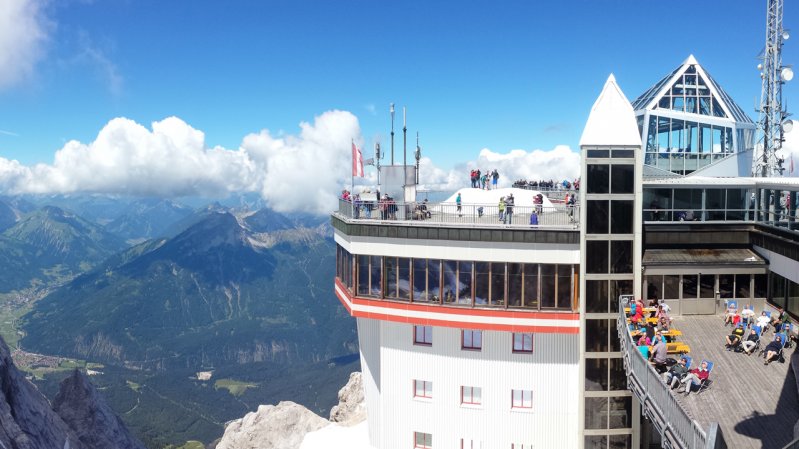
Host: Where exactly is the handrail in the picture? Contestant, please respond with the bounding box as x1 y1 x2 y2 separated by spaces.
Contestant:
336 199 579 229
617 303 725 449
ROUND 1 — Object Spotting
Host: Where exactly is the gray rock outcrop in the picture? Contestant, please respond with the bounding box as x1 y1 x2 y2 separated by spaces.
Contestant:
0 338 84 449
216 402 329 449
53 369 146 449
329 372 365 426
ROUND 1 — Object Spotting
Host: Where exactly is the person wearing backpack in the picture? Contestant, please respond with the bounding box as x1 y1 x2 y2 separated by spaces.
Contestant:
492 170 499 189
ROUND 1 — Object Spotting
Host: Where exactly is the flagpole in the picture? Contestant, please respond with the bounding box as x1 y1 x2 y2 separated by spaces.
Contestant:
351 139 355 217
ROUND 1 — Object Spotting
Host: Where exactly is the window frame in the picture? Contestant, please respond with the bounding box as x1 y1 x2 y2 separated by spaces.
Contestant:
461 386 482 406
512 333 534 353
414 325 432 346
511 389 533 409
461 329 483 351
414 432 433 449
414 379 432 399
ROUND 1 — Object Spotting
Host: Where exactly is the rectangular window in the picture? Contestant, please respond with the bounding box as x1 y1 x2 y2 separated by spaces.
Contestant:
511 389 533 409
462 330 482 350
461 386 482 405
586 200 609 234
414 432 433 449
610 164 635 194
587 164 610 194
414 325 432 346
414 380 432 399
586 241 609 274
512 333 533 353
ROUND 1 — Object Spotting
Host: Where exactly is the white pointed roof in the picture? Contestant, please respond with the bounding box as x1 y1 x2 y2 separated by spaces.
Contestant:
579 74 641 147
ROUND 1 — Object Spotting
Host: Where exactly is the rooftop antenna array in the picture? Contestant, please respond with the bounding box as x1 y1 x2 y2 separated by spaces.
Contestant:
756 0 793 176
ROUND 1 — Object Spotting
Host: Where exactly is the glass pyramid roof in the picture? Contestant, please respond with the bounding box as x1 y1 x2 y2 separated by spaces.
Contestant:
631 56 754 125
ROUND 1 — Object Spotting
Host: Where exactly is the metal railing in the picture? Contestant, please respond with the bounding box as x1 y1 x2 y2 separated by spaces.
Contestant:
643 207 799 232
336 199 579 229
618 303 725 449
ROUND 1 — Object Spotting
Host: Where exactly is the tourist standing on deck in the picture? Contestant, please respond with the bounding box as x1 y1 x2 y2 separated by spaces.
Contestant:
505 194 514 224
492 170 499 190
456 192 462 217
498 197 506 222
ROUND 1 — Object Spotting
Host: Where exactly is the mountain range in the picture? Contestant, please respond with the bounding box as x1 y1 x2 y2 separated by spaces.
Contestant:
0 196 358 446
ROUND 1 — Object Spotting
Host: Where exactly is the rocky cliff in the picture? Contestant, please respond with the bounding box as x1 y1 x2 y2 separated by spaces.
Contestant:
216 372 367 449
0 336 144 449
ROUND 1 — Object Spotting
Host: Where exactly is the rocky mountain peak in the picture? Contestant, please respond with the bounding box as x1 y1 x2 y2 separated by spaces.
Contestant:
216 401 330 449
329 372 365 426
53 369 146 449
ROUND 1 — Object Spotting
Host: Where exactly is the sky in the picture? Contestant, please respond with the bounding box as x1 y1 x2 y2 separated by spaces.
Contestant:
0 0 798 213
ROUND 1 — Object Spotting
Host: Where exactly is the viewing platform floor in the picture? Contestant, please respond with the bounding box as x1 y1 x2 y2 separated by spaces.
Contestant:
669 315 798 449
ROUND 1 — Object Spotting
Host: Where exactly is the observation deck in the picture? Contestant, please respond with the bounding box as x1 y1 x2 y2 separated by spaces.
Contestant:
331 197 581 335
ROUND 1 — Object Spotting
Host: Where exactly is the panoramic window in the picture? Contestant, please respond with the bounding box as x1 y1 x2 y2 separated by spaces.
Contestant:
414 325 432 346
462 330 482 350
512 333 533 353
461 386 482 405
511 389 533 409
414 380 432 399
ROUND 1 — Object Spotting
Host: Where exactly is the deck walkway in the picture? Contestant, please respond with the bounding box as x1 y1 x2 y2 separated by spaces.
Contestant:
669 315 799 449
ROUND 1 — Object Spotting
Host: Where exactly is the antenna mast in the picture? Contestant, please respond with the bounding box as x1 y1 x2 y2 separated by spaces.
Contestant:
756 0 792 177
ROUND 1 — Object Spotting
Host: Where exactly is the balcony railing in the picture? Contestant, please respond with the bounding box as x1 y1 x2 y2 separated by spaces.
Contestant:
336 199 579 229
617 302 725 449
644 207 799 232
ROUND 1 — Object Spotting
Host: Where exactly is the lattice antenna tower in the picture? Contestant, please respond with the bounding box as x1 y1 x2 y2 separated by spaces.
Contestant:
756 0 793 177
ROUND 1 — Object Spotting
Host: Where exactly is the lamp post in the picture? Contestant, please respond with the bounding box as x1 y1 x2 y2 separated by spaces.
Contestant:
390 103 395 165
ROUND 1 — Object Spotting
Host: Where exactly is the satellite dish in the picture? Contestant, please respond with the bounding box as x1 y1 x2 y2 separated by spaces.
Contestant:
783 120 794 133
758 63 764 70
784 30 791 40
782 67 794 81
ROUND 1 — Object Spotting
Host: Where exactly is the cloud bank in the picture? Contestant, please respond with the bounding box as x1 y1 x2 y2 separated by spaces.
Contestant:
0 0 48 90
0 111 585 214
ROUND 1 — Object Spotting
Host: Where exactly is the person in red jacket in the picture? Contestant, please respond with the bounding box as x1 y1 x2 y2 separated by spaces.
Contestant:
679 360 710 395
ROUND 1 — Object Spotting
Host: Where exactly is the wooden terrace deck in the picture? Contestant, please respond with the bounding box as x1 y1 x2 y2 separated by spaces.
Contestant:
669 315 799 449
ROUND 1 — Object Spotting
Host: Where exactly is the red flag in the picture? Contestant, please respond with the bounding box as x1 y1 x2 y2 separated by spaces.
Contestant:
352 142 364 177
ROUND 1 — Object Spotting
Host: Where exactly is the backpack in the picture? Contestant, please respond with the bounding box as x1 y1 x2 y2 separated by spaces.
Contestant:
530 213 538 225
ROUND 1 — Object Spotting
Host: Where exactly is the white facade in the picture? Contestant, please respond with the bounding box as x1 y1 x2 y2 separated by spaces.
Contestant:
357 317 580 449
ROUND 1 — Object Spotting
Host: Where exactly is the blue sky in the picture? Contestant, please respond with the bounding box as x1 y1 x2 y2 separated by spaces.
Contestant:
1 0 796 170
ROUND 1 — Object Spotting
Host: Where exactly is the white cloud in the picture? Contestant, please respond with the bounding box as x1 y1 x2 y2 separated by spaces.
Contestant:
0 0 48 90
418 145 581 191
779 127 799 176
0 111 362 215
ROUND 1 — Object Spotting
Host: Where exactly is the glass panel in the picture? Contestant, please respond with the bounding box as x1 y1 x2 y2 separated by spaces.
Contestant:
754 274 768 298
610 165 634 194
384 257 398 299
700 274 715 299
610 241 632 274
683 275 698 299
398 257 411 300
442 260 458 304
788 281 799 317
428 260 441 303
556 264 572 309
719 274 734 300
523 264 539 309
772 272 787 308
585 435 608 449
540 264 556 308
608 396 632 428
358 255 371 296
412 259 428 302
508 263 523 307
610 281 633 311
609 319 621 353
610 200 634 234
726 188 746 220
646 275 663 302
706 189 725 220
736 274 750 299
587 200 609 234
609 435 632 449
663 275 680 300
370 256 382 297
657 117 670 151
584 398 608 429
586 280 609 313
490 262 505 307
586 319 609 353
457 262 472 305
585 358 609 390
587 164 610 194
586 241 609 274
474 262 490 306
